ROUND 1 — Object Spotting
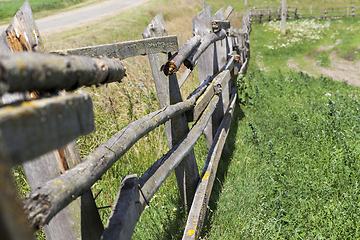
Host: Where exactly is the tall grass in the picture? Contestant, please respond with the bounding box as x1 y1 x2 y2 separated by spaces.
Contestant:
205 64 360 239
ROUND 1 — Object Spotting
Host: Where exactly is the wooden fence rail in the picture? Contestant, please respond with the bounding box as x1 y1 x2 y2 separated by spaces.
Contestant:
0 1 251 239
251 5 360 22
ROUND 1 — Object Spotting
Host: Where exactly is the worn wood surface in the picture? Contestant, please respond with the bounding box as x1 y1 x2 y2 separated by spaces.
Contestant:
53 36 178 59
101 174 139 240
161 35 201 75
1 2 104 239
143 12 199 209
183 93 237 240
0 92 94 166
187 70 231 123
0 148 35 240
5 0 44 52
224 6 234 20
23 84 207 229
0 52 126 94
184 29 226 70
138 95 219 216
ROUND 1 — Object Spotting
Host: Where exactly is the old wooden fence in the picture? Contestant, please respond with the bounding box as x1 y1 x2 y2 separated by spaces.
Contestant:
251 5 360 22
0 1 251 239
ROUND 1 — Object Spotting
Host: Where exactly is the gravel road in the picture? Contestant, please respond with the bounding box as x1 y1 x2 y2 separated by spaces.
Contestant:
0 0 149 34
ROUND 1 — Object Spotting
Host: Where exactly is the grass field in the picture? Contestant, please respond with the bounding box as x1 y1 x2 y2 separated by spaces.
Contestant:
8 0 360 239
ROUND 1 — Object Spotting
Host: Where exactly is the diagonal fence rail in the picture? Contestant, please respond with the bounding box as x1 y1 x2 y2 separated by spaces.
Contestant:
0 1 251 239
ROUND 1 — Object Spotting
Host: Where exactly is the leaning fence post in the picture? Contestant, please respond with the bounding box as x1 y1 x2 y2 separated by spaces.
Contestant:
1 1 104 239
142 12 199 210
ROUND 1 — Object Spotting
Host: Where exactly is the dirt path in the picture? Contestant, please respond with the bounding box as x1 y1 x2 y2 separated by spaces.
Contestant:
287 42 360 87
0 0 149 34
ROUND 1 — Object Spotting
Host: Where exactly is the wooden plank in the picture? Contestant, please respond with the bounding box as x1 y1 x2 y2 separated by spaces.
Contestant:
5 0 44 52
183 92 237 240
224 6 235 20
0 31 12 53
0 52 126 94
0 93 94 166
101 174 140 240
212 20 230 31
143 12 199 210
52 36 178 59
22 144 104 240
178 68 193 88
0 148 34 240
22 85 208 229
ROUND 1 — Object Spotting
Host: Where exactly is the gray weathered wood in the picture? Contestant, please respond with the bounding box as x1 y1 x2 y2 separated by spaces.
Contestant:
224 6 235 20
0 148 35 240
184 29 226 70
0 31 12 53
192 5 217 149
5 0 43 52
23 144 104 240
187 70 231 123
101 174 139 240
52 36 178 59
183 92 237 240
212 21 230 32
1 3 104 238
0 92 94 166
143 12 199 209
178 68 193 88
138 95 220 213
161 35 201 75
0 52 126 95
22 84 208 229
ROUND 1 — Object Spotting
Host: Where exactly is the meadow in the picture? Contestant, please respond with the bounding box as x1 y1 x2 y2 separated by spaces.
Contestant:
7 0 360 239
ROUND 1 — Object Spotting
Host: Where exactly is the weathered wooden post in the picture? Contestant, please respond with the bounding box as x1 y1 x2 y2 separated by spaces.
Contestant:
0 1 104 239
245 0 247 7
267 5 271 21
142 12 199 210
281 0 286 35
295 6 298 18
352 5 355 17
278 6 281 20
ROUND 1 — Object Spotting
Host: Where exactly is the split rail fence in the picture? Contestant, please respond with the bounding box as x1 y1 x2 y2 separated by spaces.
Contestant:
251 5 360 22
0 1 252 240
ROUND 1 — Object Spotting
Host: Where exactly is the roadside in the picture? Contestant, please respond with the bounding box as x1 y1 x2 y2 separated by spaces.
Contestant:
0 0 150 34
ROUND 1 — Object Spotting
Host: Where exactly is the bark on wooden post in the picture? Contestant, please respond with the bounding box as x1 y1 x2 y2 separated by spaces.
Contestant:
281 0 287 35
142 12 199 210
1 2 104 239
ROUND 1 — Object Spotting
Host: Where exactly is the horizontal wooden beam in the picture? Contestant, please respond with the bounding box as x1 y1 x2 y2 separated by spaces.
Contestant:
184 29 227 70
183 92 237 240
0 92 94 166
52 36 178 59
23 80 210 229
187 70 230 122
101 174 139 240
0 52 126 94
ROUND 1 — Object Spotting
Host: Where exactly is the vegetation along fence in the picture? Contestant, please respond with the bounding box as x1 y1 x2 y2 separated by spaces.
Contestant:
251 5 360 22
0 1 252 239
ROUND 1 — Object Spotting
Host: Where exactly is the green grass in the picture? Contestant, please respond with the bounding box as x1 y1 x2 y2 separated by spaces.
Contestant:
204 64 360 239
251 17 360 73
